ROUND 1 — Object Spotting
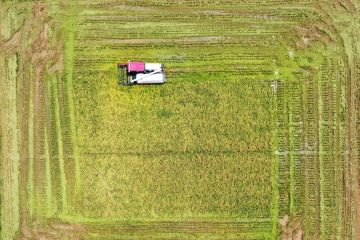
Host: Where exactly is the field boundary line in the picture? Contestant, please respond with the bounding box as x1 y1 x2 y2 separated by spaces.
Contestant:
51 74 68 212
318 62 326 240
62 0 82 196
271 80 279 239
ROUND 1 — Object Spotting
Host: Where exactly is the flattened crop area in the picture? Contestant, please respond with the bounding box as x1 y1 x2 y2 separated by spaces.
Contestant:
1 0 360 239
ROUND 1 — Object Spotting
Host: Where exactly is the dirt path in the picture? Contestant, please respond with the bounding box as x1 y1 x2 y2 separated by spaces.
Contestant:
21 222 87 240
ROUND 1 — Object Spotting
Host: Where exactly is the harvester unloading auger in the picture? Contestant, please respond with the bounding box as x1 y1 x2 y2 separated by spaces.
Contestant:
118 61 166 86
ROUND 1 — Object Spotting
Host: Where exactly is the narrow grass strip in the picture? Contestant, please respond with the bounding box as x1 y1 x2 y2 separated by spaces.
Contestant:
44 119 53 217
288 85 295 215
27 62 35 219
271 81 279 239
51 75 68 212
318 64 326 239
63 0 81 194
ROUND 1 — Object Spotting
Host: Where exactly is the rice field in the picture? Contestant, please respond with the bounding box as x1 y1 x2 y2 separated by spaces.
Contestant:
1 0 360 239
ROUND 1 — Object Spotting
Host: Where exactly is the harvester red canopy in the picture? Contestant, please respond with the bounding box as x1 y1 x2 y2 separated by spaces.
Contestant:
128 61 145 73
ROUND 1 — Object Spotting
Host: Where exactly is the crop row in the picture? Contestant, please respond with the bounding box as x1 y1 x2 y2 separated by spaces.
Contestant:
274 49 347 239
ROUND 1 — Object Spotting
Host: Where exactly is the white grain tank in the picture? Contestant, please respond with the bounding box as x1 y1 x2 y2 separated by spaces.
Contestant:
135 63 166 84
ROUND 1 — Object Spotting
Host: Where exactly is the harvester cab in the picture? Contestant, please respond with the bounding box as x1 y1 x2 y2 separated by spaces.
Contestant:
118 61 166 86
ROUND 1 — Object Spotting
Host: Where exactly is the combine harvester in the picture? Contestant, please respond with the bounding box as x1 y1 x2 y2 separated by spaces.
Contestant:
118 61 166 86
